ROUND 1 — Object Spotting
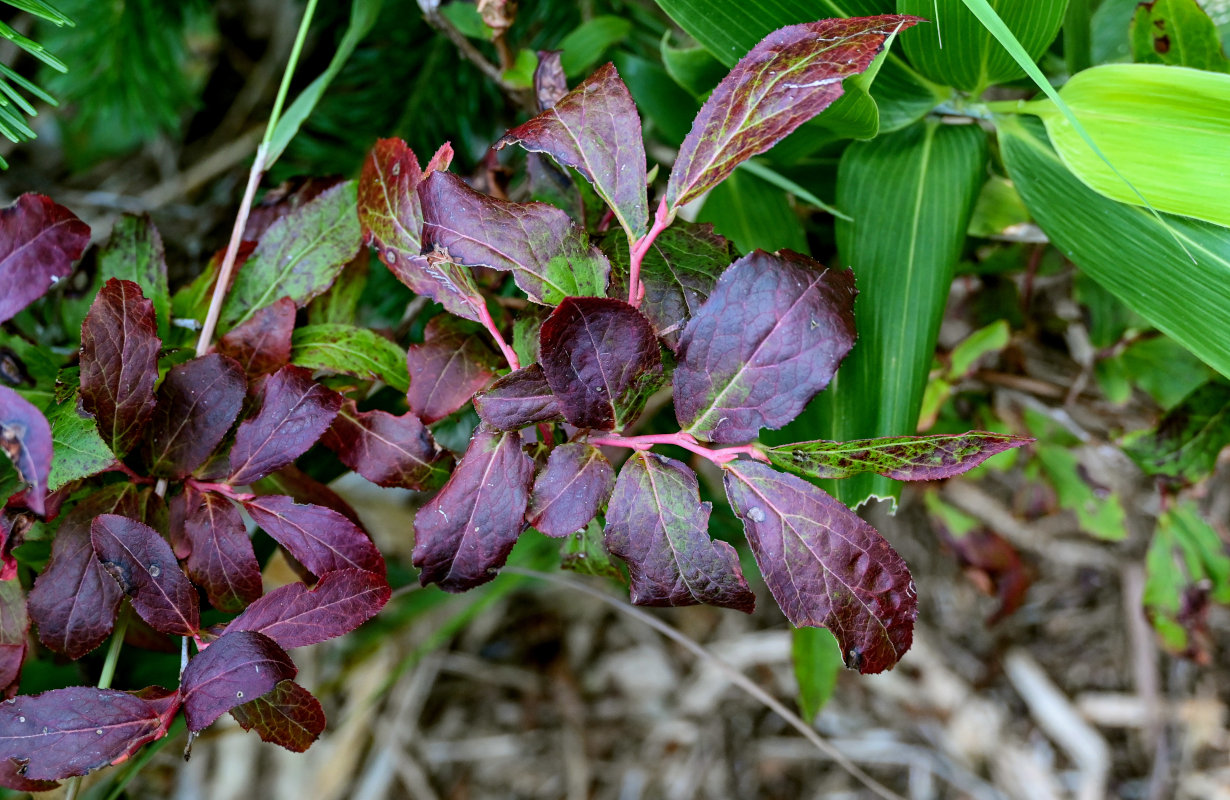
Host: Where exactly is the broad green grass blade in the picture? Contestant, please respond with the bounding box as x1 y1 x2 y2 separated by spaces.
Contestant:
793 627 843 722
740 159 850 220
999 116 1230 377
1025 64 1230 229
897 0 1067 93
695 169 808 254
765 120 988 509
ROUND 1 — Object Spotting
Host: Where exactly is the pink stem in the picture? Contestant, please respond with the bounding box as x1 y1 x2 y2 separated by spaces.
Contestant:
187 480 255 502
587 432 769 466
475 299 520 371
110 462 155 484
627 198 674 308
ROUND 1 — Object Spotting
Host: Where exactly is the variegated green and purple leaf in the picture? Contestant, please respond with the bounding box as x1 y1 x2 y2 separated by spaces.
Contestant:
766 432 1032 481
723 460 916 674
674 250 856 444
497 63 649 240
605 452 755 612
665 15 922 210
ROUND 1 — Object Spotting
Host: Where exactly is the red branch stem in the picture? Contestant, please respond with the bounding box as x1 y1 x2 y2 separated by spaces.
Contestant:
627 198 674 308
586 432 769 466
475 299 520 371
186 480 255 502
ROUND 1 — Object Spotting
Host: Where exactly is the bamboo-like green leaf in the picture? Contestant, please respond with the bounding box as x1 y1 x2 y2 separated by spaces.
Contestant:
766 120 987 509
999 115 1230 377
695 170 807 254
1024 64 1230 229
792 627 842 722
897 0 1068 93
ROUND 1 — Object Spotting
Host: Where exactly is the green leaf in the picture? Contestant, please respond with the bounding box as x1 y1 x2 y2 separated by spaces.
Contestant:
97 215 172 341
1144 502 1230 654
560 519 624 581
897 0 1068 93
660 36 727 97
695 169 807 254
45 395 115 492
1113 336 1216 409
501 49 538 90
1024 64 1230 229
998 115 1230 378
948 320 1010 378
1131 0 1229 71
290 324 409 393
766 431 1030 481
1091 0 1138 64
792 627 842 722
220 181 362 330
1123 380 1230 484
266 0 383 166
1034 444 1128 541
610 52 697 146
771 120 987 509
0 448 20 505
558 16 633 78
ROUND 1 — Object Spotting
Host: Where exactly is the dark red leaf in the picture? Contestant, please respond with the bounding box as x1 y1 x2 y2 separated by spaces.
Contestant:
539 297 662 431
419 171 609 305
528 443 614 537
91 514 200 636
146 354 247 479
358 139 488 323
533 50 568 111
405 316 499 424
216 296 297 378
413 429 534 591
723 461 916 674
228 569 390 649
666 16 922 209
79 278 162 458
252 465 363 526
243 495 385 577
229 679 325 752
0 687 163 780
321 399 450 490
180 630 296 732
604 221 732 350
0 386 53 516
766 432 1033 482
473 363 563 431
0 194 90 324
27 486 134 659
182 491 261 612
0 579 28 698
0 760 58 792
674 251 856 443
606 452 755 612
497 63 648 239
938 526 1031 625
128 686 181 738
227 365 343 485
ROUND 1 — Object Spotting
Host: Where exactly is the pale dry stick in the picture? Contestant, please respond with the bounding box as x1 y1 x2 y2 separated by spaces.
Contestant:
501 566 909 800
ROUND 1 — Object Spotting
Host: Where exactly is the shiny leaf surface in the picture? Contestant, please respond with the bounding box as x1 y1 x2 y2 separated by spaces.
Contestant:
180 631 296 732
91 514 199 636
227 366 343 485
146 354 247 479
527 443 615 537
228 568 390 649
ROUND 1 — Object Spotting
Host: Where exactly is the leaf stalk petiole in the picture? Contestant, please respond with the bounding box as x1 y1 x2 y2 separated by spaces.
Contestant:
626 197 674 307
587 431 768 465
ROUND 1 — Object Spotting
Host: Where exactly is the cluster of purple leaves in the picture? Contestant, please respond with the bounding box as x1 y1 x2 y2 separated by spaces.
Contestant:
0 14 1034 788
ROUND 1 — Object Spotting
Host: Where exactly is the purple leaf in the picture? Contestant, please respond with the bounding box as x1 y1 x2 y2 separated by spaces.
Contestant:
666 15 922 209
27 486 134 659
228 569 390 649
497 63 648 239
243 495 385 577
405 316 499 424
79 278 162 458
0 386 53 516
533 50 568 111
419 171 609 305
180 630 296 732
412 429 534 592
539 297 662 431
723 460 916 674
91 514 200 636
527 443 615 537
220 181 362 329
216 296 296 378
605 221 732 349
321 399 450 490
0 687 164 780
252 465 363 526
605 452 755 612
182 491 261 612
0 194 90 324
674 250 856 444
473 363 563 431
767 432 1033 481
0 579 28 698
227 365 343 485
229 679 325 752
358 139 488 322
146 354 247 479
